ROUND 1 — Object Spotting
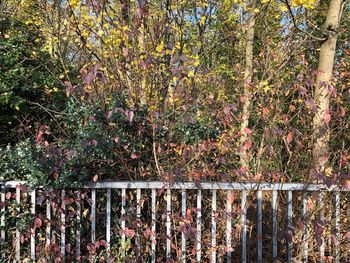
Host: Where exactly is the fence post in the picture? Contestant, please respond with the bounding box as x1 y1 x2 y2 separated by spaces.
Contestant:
334 192 340 263
1 185 5 259
181 189 186 263
226 190 232 261
61 190 66 261
272 190 278 261
211 190 217 263
287 190 293 263
196 189 202 262
121 188 126 257
257 190 262 263
16 186 21 261
241 190 247 263
151 189 156 263
136 188 141 258
106 188 111 252
31 189 36 261
166 188 171 260
91 189 96 244
76 190 81 261
302 191 308 262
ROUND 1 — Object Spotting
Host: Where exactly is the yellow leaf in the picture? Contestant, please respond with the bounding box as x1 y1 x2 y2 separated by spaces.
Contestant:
15 104 20 111
280 4 288 12
199 16 206 26
325 167 333 177
97 30 104 37
188 71 195 77
156 41 164 53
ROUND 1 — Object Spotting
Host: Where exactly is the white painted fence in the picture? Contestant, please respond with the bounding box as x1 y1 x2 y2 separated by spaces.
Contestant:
0 181 348 262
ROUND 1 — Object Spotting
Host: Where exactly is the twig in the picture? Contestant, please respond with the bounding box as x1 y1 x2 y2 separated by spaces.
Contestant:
282 0 326 42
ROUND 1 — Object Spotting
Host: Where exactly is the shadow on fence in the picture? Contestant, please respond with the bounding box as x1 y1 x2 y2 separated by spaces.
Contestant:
0 181 349 262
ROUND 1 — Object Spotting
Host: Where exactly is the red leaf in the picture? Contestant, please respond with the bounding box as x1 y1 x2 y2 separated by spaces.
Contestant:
113 137 119 143
124 227 135 238
343 180 350 189
91 140 98 146
228 193 234 205
143 228 151 239
140 60 147 70
223 105 231 116
93 175 98 182
286 132 293 144
125 110 134 123
34 217 42 228
345 231 350 239
340 107 346 117
262 107 269 116
244 140 252 149
5 192 11 200
131 153 138 159
122 47 129 57
244 127 252 135
324 112 331 126
192 246 196 256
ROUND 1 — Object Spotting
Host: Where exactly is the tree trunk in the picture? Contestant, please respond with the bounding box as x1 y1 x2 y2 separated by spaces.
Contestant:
239 1 255 177
137 0 147 105
312 0 343 176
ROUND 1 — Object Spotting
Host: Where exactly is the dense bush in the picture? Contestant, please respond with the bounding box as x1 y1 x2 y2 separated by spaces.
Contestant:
0 92 225 186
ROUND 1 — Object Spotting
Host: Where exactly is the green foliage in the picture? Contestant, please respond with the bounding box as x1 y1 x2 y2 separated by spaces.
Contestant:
0 139 48 186
0 20 65 145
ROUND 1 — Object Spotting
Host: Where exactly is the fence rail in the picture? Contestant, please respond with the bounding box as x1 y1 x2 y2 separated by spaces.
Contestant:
0 181 348 262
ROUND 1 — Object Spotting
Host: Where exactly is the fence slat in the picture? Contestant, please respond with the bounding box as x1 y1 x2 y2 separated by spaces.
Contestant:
61 190 66 259
257 190 262 263
347 194 350 261
151 189 156 263
91 189 96 244
2 181 348 262
166 188 171 260
106 188 111 251
319 192 324 262
1 185 5 259
226 190 232 261
31 189 36 261
76 190 81 261
242 190 247 263
46 197 51 247
181 189 186 263
196 189 202 262
272 190 278 261
287 190 293 263
16 186 20 261
136 188 141 257
212 190 217 263
334 193 340 263
302 191 308 262
121 188 126 257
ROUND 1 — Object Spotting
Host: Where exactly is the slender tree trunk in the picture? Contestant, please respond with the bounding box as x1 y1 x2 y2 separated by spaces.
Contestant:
137 0 147 105
312 0 343 175
239 1 255 176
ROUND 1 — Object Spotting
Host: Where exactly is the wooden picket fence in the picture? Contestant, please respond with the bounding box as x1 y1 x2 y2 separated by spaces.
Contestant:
0 181 348 262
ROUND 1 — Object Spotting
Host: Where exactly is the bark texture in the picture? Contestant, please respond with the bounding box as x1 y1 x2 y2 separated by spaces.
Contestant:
239 2 255 176
312 0 343 175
